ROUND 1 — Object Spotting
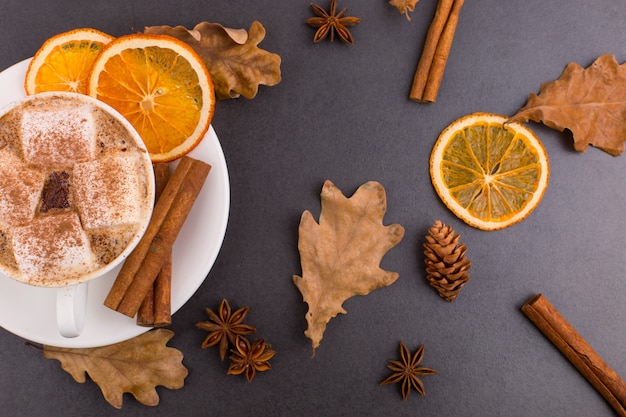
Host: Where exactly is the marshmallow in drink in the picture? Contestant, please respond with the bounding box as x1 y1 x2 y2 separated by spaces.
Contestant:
73 154 149 229
0 148 44 227
12 212 95 286
20 103 96 166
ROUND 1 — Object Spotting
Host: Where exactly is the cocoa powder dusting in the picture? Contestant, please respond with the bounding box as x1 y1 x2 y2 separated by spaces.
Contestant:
89 225 138 265
0 230 18 273
0 111 24 157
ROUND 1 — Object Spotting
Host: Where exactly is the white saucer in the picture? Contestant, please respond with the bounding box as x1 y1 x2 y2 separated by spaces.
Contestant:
0 59 230 348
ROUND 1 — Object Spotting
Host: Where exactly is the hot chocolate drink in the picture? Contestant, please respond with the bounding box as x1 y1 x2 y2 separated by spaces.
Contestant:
0 93 154 287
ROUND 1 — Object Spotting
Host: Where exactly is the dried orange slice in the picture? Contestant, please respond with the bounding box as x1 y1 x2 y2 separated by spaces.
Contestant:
25 28 114 95
430 113 549 231
87 34 215 163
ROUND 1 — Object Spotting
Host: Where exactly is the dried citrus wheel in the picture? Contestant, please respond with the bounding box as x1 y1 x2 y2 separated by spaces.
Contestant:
430 112 549 231
87 34 215 163
25 28 114 95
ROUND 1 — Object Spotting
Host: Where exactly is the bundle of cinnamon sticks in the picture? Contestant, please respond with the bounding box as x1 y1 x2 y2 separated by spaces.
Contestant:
104 156 211 324
409 0 464 103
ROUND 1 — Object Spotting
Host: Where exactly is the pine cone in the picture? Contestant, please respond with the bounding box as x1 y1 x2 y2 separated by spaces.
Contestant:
423 220 470 302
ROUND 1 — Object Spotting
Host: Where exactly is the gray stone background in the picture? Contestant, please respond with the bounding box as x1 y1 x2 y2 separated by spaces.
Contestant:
0 0 625 416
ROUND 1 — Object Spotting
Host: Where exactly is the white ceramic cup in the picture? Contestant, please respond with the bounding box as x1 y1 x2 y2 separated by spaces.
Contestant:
0 92 154 338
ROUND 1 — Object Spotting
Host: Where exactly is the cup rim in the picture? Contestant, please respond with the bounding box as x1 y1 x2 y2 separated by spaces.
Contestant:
0 91 155 288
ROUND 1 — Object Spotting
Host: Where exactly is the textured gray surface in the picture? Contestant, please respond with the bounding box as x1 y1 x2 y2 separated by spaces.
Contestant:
1 0 626 416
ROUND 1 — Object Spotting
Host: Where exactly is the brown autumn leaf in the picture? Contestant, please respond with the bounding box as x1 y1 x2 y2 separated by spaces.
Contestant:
389 0 420 21
144 21 281 100
293 180 405 354
508 54 626 156
42 329 187 409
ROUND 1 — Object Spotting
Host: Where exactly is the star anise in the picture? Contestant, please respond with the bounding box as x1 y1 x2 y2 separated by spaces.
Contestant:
380 341 437 401
228 336 277 382
306 0 361 45
196 299 256 361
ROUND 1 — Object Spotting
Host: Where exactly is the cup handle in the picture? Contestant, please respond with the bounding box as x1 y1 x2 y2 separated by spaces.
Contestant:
56 283 89 338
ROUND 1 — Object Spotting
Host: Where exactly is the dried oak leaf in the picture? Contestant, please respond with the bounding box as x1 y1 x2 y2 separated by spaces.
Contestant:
508 54 626 156
42 329 187 409
389 0 420 21
293 180 405 354
144 21 281 100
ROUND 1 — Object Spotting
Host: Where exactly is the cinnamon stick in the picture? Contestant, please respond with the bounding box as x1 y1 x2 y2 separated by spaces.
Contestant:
115 158 211 317
522 294 626 417
135 285 155 326
104 156 210 312
137 163 171 327
152 252 172 326
135 256 172 326
409 0 464 103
